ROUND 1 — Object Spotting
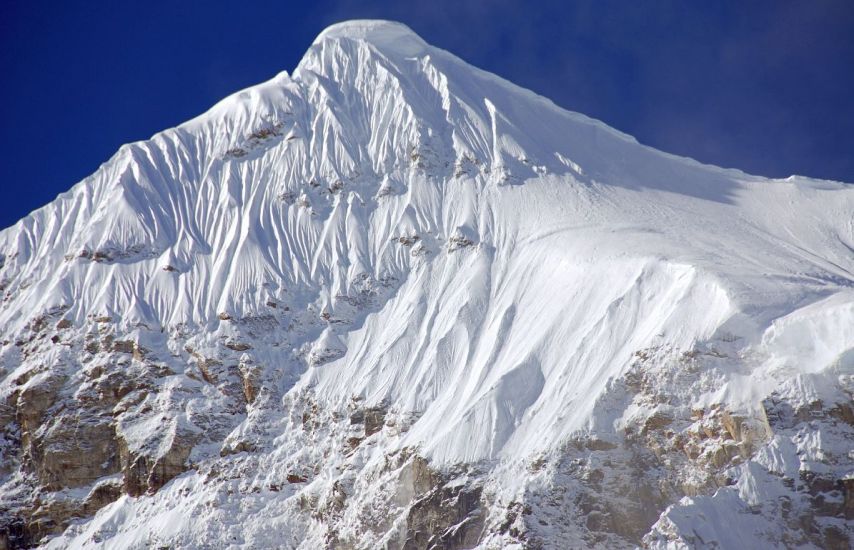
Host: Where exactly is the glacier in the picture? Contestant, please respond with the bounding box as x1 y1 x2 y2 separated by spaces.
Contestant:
0 20 852 549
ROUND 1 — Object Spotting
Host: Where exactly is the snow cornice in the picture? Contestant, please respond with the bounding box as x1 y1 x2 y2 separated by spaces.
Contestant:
311 19 428 56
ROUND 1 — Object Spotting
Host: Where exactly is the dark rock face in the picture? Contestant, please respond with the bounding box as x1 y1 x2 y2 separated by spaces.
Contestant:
16 374 66 451
401 457 484 550
290 391 487 550
0 319 203 548
30 412 120 490
119 434 194 497
0 519 31 550
364 406 387 437
317 452 486 550
842 477 854 520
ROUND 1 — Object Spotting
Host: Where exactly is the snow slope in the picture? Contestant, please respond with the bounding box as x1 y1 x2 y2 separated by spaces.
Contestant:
1 20 852 549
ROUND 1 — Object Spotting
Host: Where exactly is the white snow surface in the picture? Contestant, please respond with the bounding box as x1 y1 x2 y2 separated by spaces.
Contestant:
1 19 853 549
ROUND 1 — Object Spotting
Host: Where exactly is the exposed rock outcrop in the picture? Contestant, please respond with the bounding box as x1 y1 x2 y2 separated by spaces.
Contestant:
119 433 194 497
399 457 484 550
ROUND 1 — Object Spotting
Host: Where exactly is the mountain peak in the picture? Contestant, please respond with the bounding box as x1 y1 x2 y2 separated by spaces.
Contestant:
2 20 854 550
311 19 427 56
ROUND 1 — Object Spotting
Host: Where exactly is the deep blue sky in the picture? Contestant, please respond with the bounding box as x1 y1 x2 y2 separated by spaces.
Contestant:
2 1 853 230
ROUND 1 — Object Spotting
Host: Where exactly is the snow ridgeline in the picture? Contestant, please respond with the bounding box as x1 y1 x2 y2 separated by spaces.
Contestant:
0 19 852 549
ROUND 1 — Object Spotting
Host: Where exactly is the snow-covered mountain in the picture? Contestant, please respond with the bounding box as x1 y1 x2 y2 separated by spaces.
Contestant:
1 20 852 549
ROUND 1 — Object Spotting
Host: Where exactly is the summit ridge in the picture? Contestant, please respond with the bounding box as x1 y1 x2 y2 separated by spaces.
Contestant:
311 19 427 52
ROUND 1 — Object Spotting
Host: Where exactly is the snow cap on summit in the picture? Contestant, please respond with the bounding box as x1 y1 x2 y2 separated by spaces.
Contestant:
312 20 428 56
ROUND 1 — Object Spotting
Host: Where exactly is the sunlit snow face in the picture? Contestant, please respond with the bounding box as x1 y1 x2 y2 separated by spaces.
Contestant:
3 19 854 550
